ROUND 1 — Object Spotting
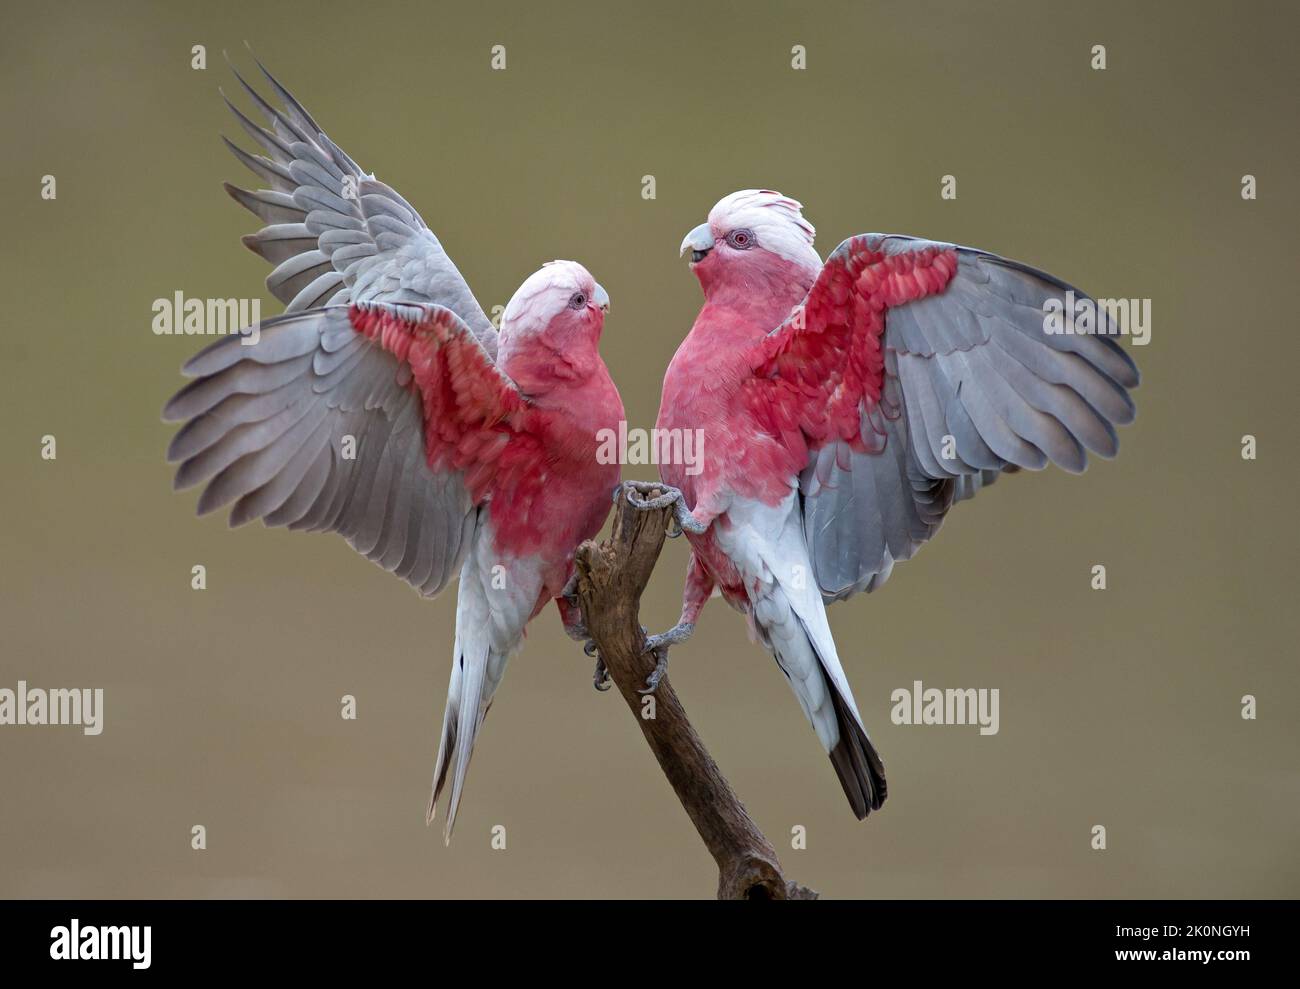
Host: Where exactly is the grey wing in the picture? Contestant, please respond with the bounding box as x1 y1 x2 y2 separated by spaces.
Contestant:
802 235 1140 603
162 306 478 598
222 53 498 358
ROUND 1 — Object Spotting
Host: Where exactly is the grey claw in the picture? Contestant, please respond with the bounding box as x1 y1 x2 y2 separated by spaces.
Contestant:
561 572 581 606
622 480 681 511
636 620 696 692
643 622 695 654
593 656 611 691
637 646 669 695
584 639 598 657
618 482 708 535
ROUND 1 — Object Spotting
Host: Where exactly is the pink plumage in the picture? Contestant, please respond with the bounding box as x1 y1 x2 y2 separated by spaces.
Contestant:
656 189 1138 819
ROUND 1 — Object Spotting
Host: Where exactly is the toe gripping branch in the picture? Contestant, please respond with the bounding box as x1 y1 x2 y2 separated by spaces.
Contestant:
618 481 708 537
562 571 610 690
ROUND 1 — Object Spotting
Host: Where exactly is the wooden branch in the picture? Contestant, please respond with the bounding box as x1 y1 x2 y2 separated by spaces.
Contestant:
574 485 818 900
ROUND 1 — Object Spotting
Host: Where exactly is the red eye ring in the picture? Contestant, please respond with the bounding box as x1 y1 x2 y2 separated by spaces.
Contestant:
726 228 755 249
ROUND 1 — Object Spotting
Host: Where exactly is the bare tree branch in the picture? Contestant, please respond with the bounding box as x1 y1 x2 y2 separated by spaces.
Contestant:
574 484 818 900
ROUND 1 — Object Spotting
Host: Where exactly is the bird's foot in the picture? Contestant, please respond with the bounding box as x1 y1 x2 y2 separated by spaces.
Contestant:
560 575 605 686
644 622 695 653
617 482 707 535
620 479 679 510
568 632 609 690
564 621 595 646
637 622 695 694
561 571 582 607
592 653 612 692
639 646 669 695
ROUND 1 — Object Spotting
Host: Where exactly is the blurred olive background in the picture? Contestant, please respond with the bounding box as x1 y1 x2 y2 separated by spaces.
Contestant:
1 0 1296 899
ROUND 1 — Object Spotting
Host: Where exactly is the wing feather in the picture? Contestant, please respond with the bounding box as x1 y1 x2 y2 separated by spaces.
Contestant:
219 55 498 358
754 234 1140 602
163 301 525 598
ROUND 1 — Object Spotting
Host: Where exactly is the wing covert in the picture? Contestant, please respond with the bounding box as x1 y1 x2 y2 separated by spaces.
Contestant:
163 302 525 597
756 235 1140 602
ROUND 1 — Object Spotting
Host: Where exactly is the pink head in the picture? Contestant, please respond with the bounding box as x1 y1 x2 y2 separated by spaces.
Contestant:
498 260 610 391
679 189 822 303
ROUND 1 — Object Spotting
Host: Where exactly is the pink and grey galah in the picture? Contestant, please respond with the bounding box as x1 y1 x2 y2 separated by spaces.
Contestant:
162 58 624 841
638 189 1140 820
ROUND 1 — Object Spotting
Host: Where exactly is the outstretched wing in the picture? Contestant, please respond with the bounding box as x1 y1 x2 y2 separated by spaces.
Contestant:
163 302 531 597
748 234 1140 602
221 53 498 358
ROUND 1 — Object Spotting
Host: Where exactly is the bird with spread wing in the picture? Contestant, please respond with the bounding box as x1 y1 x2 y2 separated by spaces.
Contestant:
162 57 624 841
632 189 1140 820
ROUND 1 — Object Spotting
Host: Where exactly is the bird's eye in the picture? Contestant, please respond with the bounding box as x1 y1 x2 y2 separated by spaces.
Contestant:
568 292 587 309
726 228 755 249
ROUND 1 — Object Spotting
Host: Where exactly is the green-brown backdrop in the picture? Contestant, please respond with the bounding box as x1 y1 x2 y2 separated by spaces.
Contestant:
1 0 1296 898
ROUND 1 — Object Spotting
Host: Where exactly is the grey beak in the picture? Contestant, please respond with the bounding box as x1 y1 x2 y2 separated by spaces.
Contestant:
679 222 715 260
592 282 610 312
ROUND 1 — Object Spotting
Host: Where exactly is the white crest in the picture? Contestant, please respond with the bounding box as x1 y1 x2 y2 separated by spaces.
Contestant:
707 189 821 269
502 260 593 331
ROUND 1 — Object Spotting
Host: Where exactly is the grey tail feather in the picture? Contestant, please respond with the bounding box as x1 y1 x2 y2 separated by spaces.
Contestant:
827 688 887 820
427 670 494 843
427 713 457 828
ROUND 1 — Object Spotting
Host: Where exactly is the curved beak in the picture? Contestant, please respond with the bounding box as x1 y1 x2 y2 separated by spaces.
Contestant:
592 282 610 313
679 222 715 262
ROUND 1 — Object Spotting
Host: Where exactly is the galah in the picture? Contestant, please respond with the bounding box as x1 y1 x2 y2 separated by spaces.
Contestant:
636 189 1139 819
162 58 624 841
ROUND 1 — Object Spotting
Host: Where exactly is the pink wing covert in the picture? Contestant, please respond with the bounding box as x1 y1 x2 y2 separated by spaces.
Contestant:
164 301 543 598
743 234 1138 602
747 237 958 456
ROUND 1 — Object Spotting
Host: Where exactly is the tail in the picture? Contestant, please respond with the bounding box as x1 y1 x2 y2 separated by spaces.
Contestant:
756 584 887 820
427 613 511 844
826 680 887 819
